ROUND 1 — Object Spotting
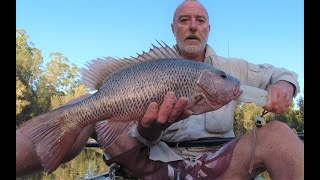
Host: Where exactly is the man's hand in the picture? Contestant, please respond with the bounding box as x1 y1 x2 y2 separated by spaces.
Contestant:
137 91 192 141
264 80 295 114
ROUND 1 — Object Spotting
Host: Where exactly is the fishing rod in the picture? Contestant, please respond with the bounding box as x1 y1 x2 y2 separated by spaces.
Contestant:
86 132 304 148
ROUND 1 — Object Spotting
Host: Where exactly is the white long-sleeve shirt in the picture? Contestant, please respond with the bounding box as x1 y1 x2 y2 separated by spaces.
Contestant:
133 44 300 162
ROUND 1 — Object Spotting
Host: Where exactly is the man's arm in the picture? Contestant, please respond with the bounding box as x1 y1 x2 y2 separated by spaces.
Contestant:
236 60 300 114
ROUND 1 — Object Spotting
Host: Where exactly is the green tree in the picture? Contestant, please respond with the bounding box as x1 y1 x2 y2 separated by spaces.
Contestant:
36 52 85 111
16 77 30 115
16 29 43 86
16 29 89 127
264 102 304 132
234 103 264 136
297 95 304 124
48 52 89 109
45 52 81 94
51 84 89 109
16 29 44 125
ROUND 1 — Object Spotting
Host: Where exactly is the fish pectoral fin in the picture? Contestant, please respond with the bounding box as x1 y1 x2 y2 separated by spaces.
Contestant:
95 120 136 149
17 107 81 174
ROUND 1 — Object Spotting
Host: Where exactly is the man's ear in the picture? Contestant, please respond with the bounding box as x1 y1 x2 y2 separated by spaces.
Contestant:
171 23 175 35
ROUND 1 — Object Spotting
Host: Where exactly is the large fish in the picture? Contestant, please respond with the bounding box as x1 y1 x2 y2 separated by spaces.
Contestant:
16 41 242 173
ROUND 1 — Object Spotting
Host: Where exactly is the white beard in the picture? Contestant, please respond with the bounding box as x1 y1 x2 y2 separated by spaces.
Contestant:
177 41 206 56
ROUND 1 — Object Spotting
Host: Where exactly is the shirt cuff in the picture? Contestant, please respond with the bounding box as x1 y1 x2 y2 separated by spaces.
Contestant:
130 124 163 147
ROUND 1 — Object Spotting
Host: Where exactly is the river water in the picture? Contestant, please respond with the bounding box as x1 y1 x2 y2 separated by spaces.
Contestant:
17 147 110 180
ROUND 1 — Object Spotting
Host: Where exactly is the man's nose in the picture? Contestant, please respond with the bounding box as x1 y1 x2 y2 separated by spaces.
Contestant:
189 18 197 32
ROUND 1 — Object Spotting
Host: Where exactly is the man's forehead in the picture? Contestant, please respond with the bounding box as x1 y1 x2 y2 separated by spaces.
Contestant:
175 2 209 19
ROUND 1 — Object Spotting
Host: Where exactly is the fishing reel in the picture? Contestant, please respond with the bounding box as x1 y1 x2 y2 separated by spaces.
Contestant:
255 117 266 127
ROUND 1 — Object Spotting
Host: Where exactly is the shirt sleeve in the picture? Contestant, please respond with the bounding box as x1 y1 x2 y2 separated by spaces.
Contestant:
244 61 300 97
209 56 300 97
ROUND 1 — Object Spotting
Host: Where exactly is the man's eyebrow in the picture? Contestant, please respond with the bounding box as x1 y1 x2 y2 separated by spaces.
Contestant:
177 15 207 20
177 15 191 19
195 15 207 20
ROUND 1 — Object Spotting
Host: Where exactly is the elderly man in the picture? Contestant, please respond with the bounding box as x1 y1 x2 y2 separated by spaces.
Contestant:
16 0 303 179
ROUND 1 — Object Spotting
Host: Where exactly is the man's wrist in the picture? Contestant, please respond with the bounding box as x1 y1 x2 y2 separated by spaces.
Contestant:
130 124 163 147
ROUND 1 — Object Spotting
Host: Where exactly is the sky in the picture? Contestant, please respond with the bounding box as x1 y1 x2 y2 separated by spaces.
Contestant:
16 0 304 101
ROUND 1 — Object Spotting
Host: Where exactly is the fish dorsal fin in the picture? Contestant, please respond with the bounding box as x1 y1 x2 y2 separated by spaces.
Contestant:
80 57 133 90
81 40 182 90
137 40 181 60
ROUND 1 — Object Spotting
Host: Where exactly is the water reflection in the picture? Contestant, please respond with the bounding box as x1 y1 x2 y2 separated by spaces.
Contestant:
17 147 109 180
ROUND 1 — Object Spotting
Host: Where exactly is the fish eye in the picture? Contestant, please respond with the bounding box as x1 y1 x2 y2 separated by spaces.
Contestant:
220 72 227 79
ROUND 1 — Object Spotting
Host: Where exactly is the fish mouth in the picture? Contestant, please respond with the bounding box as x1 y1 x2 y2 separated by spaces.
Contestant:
199 83 241 105
233 83 242 97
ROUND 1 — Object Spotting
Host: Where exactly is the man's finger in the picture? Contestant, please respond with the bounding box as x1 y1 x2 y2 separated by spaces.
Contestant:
264 86 276 112
140 102 159 128
157 92 176 125
168 97 190 123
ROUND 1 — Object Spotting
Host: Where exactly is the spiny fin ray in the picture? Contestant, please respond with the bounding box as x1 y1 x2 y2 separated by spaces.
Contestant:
81 40 182 90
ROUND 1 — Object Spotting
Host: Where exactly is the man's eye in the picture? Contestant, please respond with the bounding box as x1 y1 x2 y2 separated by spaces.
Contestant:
197 19 205 23
180 19 188 22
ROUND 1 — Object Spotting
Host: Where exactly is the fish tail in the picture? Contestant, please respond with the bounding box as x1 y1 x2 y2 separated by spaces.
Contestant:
17 106 82 174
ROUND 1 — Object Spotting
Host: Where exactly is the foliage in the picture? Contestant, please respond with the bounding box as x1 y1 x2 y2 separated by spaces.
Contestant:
16 29 44 125
264 102 304 132
234 103 264 136
16 29 89 127
45 52 81 94
38 52 86 110
297 95 304 123
51 84 90 109
16 29 43 86
16 77 30 115
234 97 304 136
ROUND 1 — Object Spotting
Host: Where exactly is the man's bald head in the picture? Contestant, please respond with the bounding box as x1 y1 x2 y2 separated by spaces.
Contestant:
173 0 209 22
